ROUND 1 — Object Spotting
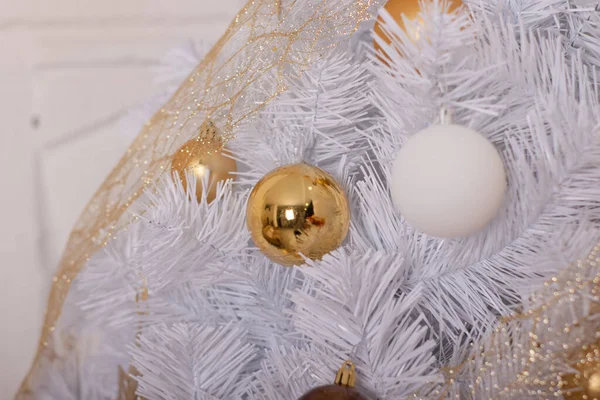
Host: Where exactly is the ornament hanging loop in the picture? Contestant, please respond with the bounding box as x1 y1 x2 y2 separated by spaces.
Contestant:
438 106 453 125
335 361 357 388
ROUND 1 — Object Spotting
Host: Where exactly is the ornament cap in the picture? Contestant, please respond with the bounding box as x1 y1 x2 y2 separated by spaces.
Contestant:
335 361 356 388
439 106 452 125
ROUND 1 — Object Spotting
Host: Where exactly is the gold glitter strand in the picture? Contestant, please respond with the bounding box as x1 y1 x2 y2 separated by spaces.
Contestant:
420 242 600 400
115 281 149 400
116 365 143 400
16 0 385 397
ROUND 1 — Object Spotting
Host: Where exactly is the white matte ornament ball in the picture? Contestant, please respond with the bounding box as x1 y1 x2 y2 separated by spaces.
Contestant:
391 123 507 238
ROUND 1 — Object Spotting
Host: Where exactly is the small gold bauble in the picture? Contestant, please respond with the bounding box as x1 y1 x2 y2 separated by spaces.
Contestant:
560 342 600 400
373 0 464 56
246 162 350 266
171 120 236 203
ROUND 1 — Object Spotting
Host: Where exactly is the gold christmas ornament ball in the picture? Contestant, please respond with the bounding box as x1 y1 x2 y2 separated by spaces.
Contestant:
171 121 236 203
246 162 350 266
589 371 600 398
373 0 464 55
560 340 600 399
562 364 600 399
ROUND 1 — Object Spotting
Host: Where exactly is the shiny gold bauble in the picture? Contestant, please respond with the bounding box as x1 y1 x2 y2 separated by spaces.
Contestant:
560 342 600 399
373 0 464 56
298 361 368 400
246 162 350 266
589 371 600 399
171 121 236 203
562 367 600 399
298 385 367 400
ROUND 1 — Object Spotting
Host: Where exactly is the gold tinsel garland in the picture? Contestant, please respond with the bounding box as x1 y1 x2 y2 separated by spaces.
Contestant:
17 0 385 397
421 242 600 399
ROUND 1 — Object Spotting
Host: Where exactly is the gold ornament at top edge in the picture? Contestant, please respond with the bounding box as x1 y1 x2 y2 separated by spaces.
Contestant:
373 0 464 55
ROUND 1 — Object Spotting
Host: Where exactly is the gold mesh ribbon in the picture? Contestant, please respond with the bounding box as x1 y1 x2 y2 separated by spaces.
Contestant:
426 243 600 399
17 0 383 396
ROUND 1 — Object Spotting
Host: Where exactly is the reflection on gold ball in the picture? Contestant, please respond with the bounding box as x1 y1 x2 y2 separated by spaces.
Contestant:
588 371 600 398
561 348 600 400
246 163 350 266
298 385 367 400
373 0 464 56
171 121 236 203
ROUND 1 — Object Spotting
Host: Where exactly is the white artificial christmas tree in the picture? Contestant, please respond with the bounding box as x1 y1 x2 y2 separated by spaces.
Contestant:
18 0 600 399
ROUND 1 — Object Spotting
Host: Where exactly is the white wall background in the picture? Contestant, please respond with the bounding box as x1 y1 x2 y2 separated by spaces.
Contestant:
0 0 244 396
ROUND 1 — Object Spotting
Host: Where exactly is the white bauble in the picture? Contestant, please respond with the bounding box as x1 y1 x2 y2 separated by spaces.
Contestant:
391 123 507 238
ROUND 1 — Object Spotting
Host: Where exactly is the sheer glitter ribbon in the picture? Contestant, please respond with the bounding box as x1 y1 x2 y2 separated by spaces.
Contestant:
16 0 384 396
422 242 600 399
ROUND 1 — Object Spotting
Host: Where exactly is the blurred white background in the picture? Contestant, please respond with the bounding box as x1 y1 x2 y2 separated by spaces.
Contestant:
0 0 244 396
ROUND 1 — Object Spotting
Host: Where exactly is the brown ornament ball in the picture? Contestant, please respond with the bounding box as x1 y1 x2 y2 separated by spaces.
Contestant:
246 162 350 267
298 384 367 400
373 0 464 57
171 121 236 203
